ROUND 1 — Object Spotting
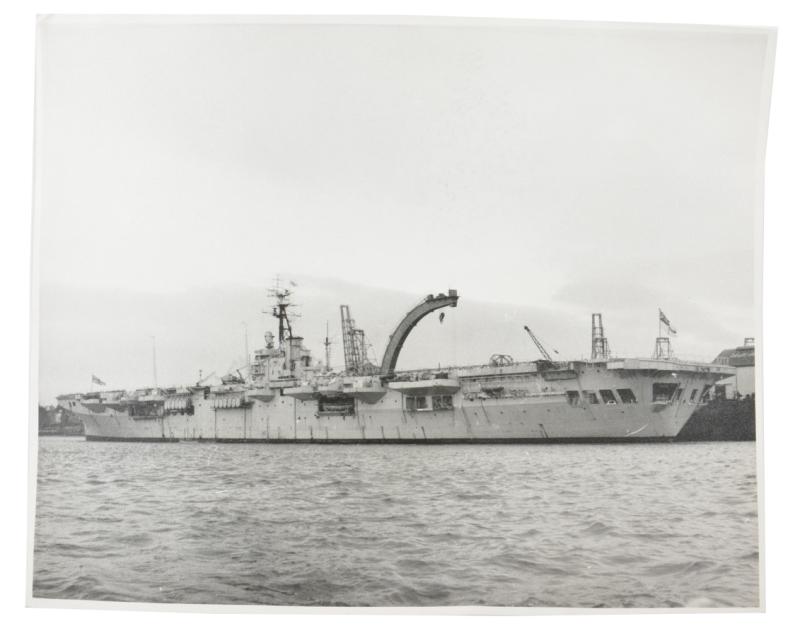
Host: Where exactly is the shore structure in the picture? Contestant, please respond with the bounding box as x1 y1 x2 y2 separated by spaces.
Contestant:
678 339 756 441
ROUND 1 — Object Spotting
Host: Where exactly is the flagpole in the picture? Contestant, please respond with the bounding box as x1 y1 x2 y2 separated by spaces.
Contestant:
151 336 158 390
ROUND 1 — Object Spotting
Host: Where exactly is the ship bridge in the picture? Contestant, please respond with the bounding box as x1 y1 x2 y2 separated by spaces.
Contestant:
379 290 459 377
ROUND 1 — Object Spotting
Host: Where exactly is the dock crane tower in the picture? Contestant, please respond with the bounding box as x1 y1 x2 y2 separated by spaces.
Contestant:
340 305 369 375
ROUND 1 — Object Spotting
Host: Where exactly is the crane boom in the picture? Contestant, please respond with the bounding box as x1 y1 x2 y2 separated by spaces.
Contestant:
379 290 459 376
195 371 216 386
523 325 553 362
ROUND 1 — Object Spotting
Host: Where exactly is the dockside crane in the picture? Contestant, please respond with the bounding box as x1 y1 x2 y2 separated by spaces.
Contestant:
523 325 554 362
340 305 370 375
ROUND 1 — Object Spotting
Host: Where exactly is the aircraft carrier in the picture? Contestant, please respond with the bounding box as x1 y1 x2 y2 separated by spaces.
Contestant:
56 286 733 443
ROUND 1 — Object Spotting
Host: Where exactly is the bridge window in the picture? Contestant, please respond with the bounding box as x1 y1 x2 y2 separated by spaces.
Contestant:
674 387 684 403
599 389 617 404
582 391 600 404
432 395 453 410
653 383 678 403
617 388 637 403
566 390 580 406
689 388 698 403
700 384 712 402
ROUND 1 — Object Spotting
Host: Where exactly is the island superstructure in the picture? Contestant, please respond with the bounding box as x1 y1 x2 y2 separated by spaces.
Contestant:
56 285 733 443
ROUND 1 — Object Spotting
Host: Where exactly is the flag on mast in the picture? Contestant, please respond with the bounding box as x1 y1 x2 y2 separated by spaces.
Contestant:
659 309 677 335
91 374 106 386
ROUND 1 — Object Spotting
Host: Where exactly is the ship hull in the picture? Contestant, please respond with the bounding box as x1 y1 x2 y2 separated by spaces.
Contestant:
70 358 731 444
85 435 179 443
73 389 706 444
210 436 678 444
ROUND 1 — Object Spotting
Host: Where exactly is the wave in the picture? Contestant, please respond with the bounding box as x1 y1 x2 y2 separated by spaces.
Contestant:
33 440 760 607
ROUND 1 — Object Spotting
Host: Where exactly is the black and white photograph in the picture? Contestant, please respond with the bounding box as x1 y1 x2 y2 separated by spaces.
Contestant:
28 15 774 612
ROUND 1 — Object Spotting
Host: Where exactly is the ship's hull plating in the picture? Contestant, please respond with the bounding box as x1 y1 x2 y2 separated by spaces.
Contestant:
75 388 705 444
74 362 719 443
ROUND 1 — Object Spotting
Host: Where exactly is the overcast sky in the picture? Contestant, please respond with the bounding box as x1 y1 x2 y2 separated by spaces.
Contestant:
35 17 773 401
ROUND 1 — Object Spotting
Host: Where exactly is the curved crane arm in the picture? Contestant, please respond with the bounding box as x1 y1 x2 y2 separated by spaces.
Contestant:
379 290 459 376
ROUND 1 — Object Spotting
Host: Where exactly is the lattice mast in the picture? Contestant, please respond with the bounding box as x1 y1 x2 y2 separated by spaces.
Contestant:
267 279 295 347
590 313 611 360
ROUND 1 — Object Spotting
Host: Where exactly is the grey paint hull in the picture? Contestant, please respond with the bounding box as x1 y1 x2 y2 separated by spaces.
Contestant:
76 394 701 443
72 358 731 444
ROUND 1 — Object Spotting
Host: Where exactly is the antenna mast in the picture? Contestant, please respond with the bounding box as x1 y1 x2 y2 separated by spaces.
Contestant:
242 321 249 366
267 276 295 346
151 336 158 388
324 321 332 371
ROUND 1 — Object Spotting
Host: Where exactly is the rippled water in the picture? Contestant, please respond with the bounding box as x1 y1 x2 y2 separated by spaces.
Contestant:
33 438 759 608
